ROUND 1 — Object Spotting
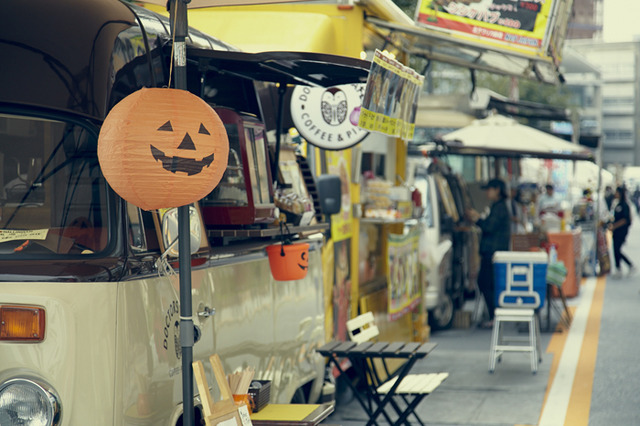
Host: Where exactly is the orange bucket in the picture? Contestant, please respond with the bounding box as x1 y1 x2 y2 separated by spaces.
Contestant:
266 242 310 281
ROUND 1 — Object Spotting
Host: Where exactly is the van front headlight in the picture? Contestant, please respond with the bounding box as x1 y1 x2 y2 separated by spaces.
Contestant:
0 378 61 426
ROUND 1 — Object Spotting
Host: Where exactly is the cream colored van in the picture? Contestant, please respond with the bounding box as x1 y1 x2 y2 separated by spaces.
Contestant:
0 1 353 424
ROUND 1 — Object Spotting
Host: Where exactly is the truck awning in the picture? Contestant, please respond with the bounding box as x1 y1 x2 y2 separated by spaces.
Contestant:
364 17 562 85
185 47 371 87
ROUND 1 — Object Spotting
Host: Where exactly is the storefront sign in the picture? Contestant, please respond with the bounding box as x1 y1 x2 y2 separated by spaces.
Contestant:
290 83 369 150
387 227 421 321
358 50 424 141
416 0 557 55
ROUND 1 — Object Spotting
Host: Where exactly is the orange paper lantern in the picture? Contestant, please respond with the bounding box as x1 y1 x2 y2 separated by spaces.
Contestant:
98 87 229 210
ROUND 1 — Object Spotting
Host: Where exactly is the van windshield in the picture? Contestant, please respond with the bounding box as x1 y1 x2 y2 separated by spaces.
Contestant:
0 113 110 256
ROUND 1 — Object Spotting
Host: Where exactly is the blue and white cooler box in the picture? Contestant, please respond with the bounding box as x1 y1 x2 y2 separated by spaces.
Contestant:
493 251 548 309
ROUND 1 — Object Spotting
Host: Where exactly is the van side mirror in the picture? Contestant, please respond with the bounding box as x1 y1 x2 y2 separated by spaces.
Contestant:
316 174 342 216
160 206 202 257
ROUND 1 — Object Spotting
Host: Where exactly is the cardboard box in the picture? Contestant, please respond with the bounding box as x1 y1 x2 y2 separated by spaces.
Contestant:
453 310 471 329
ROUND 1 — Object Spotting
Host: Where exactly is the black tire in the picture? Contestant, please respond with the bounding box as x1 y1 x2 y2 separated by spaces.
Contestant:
429 292 455 330
291 387 307 404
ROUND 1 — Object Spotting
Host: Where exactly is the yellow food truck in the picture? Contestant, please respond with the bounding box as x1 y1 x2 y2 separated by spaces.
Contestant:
0 0 369 424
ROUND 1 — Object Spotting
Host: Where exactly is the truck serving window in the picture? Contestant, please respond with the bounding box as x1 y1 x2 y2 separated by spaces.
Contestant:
0 114 110 256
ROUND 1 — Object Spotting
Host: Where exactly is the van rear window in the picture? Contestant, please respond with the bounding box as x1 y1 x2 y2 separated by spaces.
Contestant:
0 114 110 256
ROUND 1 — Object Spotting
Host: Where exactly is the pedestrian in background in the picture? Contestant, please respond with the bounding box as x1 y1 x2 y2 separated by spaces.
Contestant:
537 183 561 217
633 185 640 215
604 185 615 211
466 178 511 328
609 186 635 278
509 185 527 234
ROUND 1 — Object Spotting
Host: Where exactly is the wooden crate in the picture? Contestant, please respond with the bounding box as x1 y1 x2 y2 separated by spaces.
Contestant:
453 311 472 329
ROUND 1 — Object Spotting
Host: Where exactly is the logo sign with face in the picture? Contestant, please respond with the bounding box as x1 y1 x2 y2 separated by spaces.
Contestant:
98 88 229 211
290 83 368 150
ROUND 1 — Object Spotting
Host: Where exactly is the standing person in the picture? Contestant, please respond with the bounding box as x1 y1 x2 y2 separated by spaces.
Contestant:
633 185 640 215
604 186 615 211
609 186 635 278
467 178 511 327
537 183 561 217
509 185 526 234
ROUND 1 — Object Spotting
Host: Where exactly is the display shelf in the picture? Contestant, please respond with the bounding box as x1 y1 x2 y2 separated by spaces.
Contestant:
361 217 418 225
359 276 387 295
206 223 328 239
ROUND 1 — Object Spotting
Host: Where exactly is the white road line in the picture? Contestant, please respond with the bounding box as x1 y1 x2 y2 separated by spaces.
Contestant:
538 276 597 426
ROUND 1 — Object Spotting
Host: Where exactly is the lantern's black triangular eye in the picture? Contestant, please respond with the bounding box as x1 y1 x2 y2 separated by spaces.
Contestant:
198 123 210 135
158 121 173 131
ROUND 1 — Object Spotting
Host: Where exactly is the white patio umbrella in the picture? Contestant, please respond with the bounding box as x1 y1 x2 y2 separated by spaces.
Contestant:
574 161 614 190
441 114 594 161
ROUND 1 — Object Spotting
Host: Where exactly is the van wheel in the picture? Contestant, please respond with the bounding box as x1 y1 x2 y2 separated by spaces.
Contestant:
429 293 454 330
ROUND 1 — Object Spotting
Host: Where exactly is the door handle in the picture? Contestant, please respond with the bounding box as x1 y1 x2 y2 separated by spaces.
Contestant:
197 306 216 318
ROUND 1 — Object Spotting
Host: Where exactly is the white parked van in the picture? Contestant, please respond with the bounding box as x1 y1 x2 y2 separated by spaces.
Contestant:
407 154 475 329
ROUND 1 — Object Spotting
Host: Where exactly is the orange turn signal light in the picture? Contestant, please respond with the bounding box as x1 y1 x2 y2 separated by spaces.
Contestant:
0 305 45 342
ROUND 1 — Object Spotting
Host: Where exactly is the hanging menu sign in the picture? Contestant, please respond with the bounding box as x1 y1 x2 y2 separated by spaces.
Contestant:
358 50 424 141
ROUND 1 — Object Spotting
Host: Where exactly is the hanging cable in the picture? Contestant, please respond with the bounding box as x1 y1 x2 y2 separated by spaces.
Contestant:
470 69 476 97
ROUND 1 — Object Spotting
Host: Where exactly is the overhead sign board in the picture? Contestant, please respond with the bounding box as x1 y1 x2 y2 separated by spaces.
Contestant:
358 50 424 141
415 0 558 58
290 83 369 150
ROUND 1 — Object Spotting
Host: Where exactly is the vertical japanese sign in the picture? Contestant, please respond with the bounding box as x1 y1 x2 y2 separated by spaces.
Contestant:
326 150 353 241
416 0 557 56
333 239 352 341
387 228 421 321
326 150 353 340
358 50 424 141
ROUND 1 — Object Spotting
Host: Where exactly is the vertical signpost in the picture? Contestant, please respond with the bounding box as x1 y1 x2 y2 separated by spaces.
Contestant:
171 1 195 425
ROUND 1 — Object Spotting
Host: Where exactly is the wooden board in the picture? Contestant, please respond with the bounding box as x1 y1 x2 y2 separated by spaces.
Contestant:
193 354 243 426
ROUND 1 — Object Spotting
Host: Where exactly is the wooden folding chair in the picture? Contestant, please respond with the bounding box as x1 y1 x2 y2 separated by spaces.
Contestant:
346 311 380 344
193 354 245 426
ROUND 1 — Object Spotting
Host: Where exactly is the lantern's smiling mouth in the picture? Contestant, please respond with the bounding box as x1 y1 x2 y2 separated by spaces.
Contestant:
150 145 214 176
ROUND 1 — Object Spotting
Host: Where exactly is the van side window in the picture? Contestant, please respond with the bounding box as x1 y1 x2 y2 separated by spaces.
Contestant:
0 113 111 256
126 202 160 253
414 177 434 227
127 203 146 251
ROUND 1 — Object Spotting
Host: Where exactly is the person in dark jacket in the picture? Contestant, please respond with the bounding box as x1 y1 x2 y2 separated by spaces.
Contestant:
467 178 511 327
609 186 635 278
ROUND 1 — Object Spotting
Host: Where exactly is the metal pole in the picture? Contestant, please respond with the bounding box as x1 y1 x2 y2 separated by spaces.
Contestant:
171 1 195 425
272 83 287 183
594 135 604 275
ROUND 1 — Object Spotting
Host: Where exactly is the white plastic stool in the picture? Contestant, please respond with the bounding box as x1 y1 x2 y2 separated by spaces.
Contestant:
488 308 541 374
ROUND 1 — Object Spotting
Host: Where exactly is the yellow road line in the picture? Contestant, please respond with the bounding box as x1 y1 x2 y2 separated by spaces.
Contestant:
565 275 605 424
538 276 606 426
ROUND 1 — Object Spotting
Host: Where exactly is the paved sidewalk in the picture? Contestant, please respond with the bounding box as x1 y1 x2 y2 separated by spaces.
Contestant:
327 322 556 426
327 296 562 425
327 220 640 425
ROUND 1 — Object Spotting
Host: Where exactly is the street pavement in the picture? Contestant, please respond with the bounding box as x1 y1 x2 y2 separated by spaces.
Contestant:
327 217 640 425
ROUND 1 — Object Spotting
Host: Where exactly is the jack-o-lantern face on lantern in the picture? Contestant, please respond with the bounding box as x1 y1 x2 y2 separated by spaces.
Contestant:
150 120 215 176
298 250 309 271
98 88 229 211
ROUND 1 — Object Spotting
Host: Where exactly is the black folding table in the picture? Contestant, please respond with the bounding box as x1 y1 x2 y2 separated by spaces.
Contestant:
317 340 439 426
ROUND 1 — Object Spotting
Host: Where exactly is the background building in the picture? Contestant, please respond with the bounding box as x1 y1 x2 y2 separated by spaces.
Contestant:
560 47 602 152
566 0 603 40
568 40 640 167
